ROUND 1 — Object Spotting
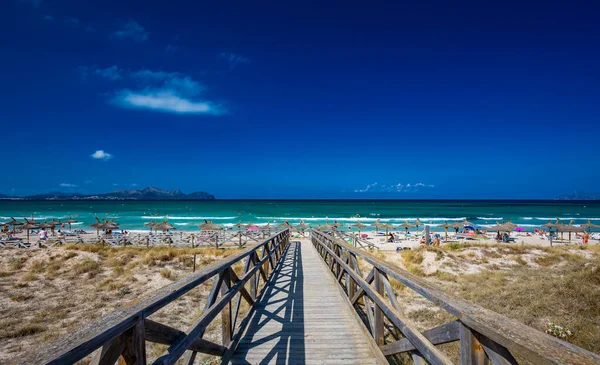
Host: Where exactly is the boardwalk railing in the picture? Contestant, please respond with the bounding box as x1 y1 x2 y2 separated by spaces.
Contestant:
27 229 290 365
311 229 600 365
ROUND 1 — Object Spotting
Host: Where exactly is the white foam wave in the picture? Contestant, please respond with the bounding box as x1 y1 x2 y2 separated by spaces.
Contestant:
534 217 600 221
174 223 190 226
141 216 236 220
522 217 533 220
254 216 467 222
476 217 503 220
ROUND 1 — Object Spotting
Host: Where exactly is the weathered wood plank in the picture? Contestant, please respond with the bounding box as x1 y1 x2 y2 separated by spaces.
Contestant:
380 321 460 355
460 323 489 365
144 319 226 356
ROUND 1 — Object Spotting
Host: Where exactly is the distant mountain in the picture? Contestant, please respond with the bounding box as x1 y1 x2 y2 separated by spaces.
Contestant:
0 187 215 201
555 191 600 200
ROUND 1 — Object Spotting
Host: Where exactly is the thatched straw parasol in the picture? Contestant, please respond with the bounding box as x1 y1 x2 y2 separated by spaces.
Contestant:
295 220 309 235
38 221 54 229
436 221 453 239
331 221 345 229
351 220 368 237
155 220 176 232
8 217 23 233
370 219 383 233
450 221 463 233
64 217 78 231
144 221 157 232
199 220 222 231
278 221 293 229
562 220 583 241
414 218 423 232
20 221 39 242
101 220 120 230
397 220 415 233
260 223 273 232
89 217 104 236
580 220 600 232
379 222 396 236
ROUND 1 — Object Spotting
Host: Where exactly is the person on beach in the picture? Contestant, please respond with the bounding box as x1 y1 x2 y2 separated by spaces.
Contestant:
433 235 440 246
39 228 48 241
583 232 589 245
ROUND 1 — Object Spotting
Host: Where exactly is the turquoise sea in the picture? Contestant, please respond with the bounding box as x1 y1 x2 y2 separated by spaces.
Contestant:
1 200 600 232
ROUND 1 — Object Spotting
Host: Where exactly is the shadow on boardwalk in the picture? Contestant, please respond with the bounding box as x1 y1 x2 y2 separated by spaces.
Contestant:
230 241 305 364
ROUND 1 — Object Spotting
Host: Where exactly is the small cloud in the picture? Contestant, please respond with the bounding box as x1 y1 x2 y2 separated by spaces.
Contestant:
112 89 225 115
112 20 149 42
220 52 251 69
354 182 434 193
43 15 54 21
60 183 78 188
91 150 113 160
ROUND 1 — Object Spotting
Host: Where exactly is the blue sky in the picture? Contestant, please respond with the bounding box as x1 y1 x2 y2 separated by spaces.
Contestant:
2 0 599 199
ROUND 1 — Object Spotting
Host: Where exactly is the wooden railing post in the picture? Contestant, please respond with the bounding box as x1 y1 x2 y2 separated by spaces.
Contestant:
121 319 146 365
373 268 385 346
248 252 257 300
221 269 232 347
460 323 489 365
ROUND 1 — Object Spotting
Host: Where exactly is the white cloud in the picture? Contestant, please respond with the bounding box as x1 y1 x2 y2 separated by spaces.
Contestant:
112 90 224 115
354 182 434 193
60 183 78 188
220 52 251 69
91 150 113 160
112 20 148 42
131 70 203 95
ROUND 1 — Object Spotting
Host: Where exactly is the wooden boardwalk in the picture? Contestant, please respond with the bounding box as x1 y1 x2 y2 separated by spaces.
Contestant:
229 240 379 365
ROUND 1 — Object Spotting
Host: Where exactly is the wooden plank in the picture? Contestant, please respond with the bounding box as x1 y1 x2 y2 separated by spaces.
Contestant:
90 336 125 365
460 323 489 365
221 269 233 347
373 269 384 346
380 321 460 355
475 332 518 365
121 320 147 365
144 319 226 356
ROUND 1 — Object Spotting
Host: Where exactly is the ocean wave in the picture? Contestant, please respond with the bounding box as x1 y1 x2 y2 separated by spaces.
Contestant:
522 217 533 220
254 216 468 222
476 217 503 220
141 216 236 220
174 223 190 226
534 217 600 221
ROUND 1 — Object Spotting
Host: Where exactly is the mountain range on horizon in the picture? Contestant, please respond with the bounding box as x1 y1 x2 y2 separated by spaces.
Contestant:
0 186 215 201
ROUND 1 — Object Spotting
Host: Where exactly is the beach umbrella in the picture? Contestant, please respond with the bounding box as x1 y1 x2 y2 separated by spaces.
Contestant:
580 220 600 232
260 223 273 231
101 220 120 231
351 220 368 237
398 220 415 234
318 223 333 231
38 221 55 230
245 222 259 230
436 221 453 239
20 221 39 243
457 219 474 227
501 220 517 231
379 222 396 236
450 221 464 233
278 221 293 229
370 219 383 234
562 220 583 242
64 217 78 231
144 221 157 232
155 220 176 232
331 221 345 230
89 217 104 236
8 217 24 233
295 220 309 236
414 218 423 233
199 220 222 231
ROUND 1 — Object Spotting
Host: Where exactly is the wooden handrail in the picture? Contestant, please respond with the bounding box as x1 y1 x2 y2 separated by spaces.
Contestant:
25 229 290 365
311 229 600 365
